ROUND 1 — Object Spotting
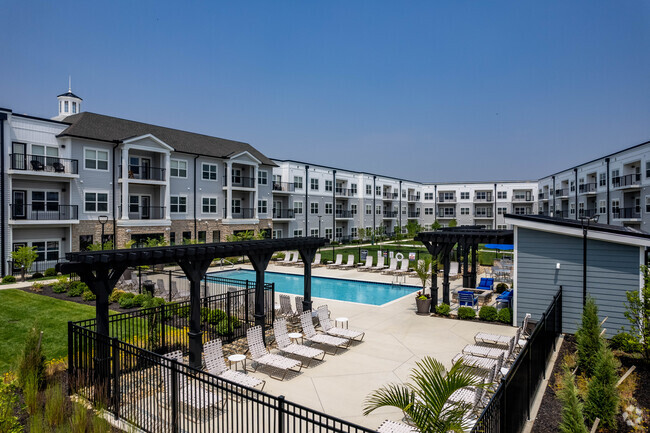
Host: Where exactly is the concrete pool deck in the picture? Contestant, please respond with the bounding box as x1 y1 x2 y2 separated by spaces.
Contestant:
221 263 516 429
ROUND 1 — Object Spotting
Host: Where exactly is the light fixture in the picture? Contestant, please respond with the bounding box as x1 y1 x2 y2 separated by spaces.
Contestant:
556 263 561 270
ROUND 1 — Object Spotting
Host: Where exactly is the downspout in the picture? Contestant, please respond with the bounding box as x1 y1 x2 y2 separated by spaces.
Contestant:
552 176 556 216
305 165 309 236
112 141 121 247
606 158 610 224
194 155 199 239
574 168 578 220
332 170 336 241
434 185 437 227
398 180 402 232
372 176 376 245
493 183 497 228
0 113 6 276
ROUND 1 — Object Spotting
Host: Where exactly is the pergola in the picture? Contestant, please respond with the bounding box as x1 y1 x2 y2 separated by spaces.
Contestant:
58 237 328 368
415 227 513 306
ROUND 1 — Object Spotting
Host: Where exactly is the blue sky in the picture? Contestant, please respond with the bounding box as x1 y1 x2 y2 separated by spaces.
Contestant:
1 1 649 181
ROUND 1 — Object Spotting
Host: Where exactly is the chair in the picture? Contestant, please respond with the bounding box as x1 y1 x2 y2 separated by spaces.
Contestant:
287 252 300 266
453 352 507 376
300 311 349 354
381 258 398 275
155 279 166 296
246 326 302 380
327 254 343 269
312 253 323 267
369 256 386 272
316 305 364 341
475 313 530 348
273 318 325 367
203 339 265 390
357 256 373 272
52 161 65 173
279 294 298 322
338 254 355 269
458 291 479 309
377 420 419 432
461 329 520 361
277 252 292 266
476 278 494 291
496 290 513 310
295 296 304 316
448 261 460 279
392 259 410 274
30 159 45 171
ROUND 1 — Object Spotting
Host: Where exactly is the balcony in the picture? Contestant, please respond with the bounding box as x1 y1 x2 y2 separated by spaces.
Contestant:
578 183 597 194
223 176 256 188
225 207 256 219
512 196 534 202
555 189 569 198
9 153 78 175
408 211 421 218
272 182 295 193
475 212 494 218
578 208 598 218
474 194 493 202
382 192 398 200
335 209 354 218
335 187 356 197
612 174 641 189
272 209 295 219
438 213 456 218
10 204 78 222
119 205 166 220
538 192 549 200
553 210 567 218
383 211 398 218
438 195 456 203
119 165 166 181
613 207 641 219
408 194 420 202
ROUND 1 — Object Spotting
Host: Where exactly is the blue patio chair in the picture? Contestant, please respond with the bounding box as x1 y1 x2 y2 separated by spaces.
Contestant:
476 278 494 291
496 290 513 310
458 291 479 309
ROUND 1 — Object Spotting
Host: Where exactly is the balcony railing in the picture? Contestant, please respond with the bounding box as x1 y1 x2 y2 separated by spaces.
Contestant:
335 209 354 218
612 174 641 188
578 208 598 218
10 204 78 220
438 195 456 203
474 195 493 202
225 207 256 219
512 196 533 202
272 209 295 219
554 210 567 218
335 187 356 197
538 192 549 200
438 212 456 218
408 211 421 218
408 195 420 201
382 192 398 200
10 153 78 174
613 207 641 219
578 183 597 194
119 165 166 181
383 211 398 218
475 212 494 218
224 176 256 188
119 205 166 220
272 182 295 192
555 188 569 198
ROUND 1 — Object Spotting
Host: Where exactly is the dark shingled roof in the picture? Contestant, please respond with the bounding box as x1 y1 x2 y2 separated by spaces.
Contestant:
58 112 276 166
57 91 83 100
506 214 650 239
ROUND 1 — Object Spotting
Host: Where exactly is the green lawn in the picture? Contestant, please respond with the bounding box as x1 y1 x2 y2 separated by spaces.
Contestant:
0 289 100 373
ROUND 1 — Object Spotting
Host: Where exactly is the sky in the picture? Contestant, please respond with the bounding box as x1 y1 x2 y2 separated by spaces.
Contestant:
1 1 649 182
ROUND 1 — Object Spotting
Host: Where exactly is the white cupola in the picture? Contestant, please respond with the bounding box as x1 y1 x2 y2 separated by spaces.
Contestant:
52 77 83 121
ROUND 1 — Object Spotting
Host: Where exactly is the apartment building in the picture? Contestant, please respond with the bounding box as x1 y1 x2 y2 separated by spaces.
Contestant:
538 140 650 231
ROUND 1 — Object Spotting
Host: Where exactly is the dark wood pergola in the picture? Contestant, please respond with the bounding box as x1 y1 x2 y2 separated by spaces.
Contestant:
415 227 513 307
58 237 329 368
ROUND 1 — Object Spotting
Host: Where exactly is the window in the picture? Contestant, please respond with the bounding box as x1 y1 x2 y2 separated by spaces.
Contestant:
376 205 381 215
351 227 357 238
170 232 176 245
350 184 357 195
171 196 187 213
212 230 220 242
198 231 206 243
569 203 575 215
612 169 620 180
497 225 507 230
402 191 407 198
497 191 507 199
231 199 241 214
366 185 372 195
64 101 69 113
599 173 606 186
600 200 607 214
33 241 59 262
325 180 333 192
497 207 507 215
461 207 470 215
310 229 319 237
443 207 455 216
84 148 109 171
376 186 381 196
170 159 187 178
475 191 486 200
258 170 268 185
258 199 268 214
293 230 303 237
424 207 434 215
351 204 357 215
578 202 584 215
424 192 434 200
272 229 282 239
310 202 319 214
182 231 192 243
202 163 217 181
294 176 303 189
310 178 319 191
569 181 575 192
460 192 469 200
32 145 59 159
202 197 217 213
612 199 620 213
79 235 93 250
365 205 372 215
325 228 332 240
325 203 332 214
72 101 77 114
335 227 343 238
441 192 455 201
84 192 107 213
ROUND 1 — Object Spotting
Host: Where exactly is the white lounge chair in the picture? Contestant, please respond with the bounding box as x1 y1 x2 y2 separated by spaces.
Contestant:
369 256 386 272
295 296 304 316
327 254 343 269
300 311 349 354
279 294 298 322
277 252 292 266
273 318 325 367
357 256 373 271
246 326 302 380
316 305 364 341
474 313 530 349
312 253 323 267
338 254 355 269
447 364 497 407
462 329 520 361
453 352 508 377
392 258 410 274
381 258 399 275
203 339 265 390
377 420 419 432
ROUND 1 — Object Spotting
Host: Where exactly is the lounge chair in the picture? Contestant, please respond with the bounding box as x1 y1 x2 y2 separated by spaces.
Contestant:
452 352 507 376
327 254 343 269
312 253 323 267
316 305 364 341
369 256 386 272
277 252 292 265
392 259 410 274
279 294 298 322
357 256 373 271
381 258 399 275
203 339 265 390
286 252 299 266
155 279 166 296
338 254 355 269
496 290 513 310
448 364 497 408
246 326 302 380
300 311 349 354
461 329 520 361
475 313 531 348
377 420 419 432
448 261 460 279
458 291 479 309
273 318 325 367
295 296 304 316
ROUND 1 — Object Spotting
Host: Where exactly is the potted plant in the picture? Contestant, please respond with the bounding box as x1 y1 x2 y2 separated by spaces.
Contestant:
414 257 436 314
415 291 432 314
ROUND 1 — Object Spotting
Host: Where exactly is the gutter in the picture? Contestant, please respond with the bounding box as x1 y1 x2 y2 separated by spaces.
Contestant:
194 155 199 239
112 141 121 246
0 113 7 276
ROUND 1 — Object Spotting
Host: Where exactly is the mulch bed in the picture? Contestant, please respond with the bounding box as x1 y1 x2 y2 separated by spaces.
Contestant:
19 284 148 313
531 335 648 433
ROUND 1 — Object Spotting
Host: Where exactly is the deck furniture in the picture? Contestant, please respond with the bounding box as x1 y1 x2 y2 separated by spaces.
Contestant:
475 313 530 349
203 339 265 390
338 254 355 269
273 318 325 367
327 254 343 269
246 326 302 380
279 294 298 321
316 305 364 341
369 256 386 272
461 329 520 361
496 290 513 310
452 352 507 377
381 258 398 275
300 311 349 354
277 252 292 265
458 290 479 309
357 256 373 271
377 420 419 432
392 258 410 274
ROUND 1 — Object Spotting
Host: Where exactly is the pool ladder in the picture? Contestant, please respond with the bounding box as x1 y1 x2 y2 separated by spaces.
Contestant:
392 274 406 286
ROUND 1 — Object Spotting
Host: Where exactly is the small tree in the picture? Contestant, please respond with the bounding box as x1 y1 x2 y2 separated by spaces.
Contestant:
557 365 588 433
406 220 423 239
575 297 602 377
448 219 458 228
11 246 39 281
86 240 114 251
623 266 650 361
357 228 366 243
432 220 442 230
583 346 619 429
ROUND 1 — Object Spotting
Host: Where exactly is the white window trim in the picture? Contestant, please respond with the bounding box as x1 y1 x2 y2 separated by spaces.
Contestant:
201 195 218 214
202 162 218 181
293 201 303 214
170 194 188 214
170 159 188 179
83 190 110 213
84 146 110 172
258 170 268 185
258 199 268 214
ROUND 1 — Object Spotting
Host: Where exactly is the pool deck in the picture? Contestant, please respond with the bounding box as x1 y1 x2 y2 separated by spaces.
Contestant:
224 263 516 429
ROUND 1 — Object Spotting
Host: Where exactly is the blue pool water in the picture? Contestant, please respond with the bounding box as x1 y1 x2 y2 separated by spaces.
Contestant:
208 269 419 306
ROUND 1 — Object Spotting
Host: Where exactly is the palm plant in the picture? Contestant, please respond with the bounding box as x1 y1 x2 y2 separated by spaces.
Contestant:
363 357 488 433
414 257 436 296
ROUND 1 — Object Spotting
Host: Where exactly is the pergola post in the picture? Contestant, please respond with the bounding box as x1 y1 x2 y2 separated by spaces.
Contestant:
462 240 471 287
248 250 274 345
442 249 451 305
430 258 439 310
471 242 478 288
298 247 318 313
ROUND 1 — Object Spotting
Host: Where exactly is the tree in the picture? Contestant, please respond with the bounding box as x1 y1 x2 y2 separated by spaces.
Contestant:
357 228 366 243
11 246 39 281
432 220 441 230
575 297 602 377
406 220 423 238
448 219 458 228
557 365 588 433
364 357 487 432
583 346 619 429
623 266 650 361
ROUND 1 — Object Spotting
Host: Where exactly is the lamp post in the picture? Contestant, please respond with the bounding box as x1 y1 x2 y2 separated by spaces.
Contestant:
580 214 599 306
98 215 108 250
318 215 322 237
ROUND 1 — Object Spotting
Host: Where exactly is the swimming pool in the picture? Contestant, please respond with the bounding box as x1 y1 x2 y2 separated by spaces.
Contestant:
208 269 419 306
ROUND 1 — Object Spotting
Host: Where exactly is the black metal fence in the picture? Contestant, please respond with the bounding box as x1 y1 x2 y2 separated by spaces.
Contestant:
471 287 562 433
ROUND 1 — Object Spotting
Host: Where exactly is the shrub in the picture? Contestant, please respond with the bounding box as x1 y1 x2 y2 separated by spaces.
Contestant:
82 290 96 301
1 275 16 284
497 308 512 324
17 323 45 390
495 283 508 294
215 320 233 336
576 297 602 377
141 296 165 310
435 303 450 316
623 267 650 361
557 365 588 433
132 294 148 308
177 305 190 318
119 292 136 308
44 382 66 427
67 281 87 297
479 306 498 322
229 315 241 328
584 346 619 429
51 276 69 293
202 307 227 324
609 332 642 353
0 380 21 432
44 267 57 277
109 289 126 303
31 282 44 292
31 272 44 279
457 307 476 320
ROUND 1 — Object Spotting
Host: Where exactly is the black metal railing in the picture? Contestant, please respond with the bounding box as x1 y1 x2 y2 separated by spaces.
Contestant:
475 212 494 218
382 193 398 200
472 287 562 433
383 211 398 218
335 187 356 197
555 188 568 197
273 209 295 219
578 183 597 193
119 206 166 220
10 204 78 220
512 196 533 202
612 207 641 219
335 210 353 218
553 210 567 218
407 211 420 218
273 182 295 192
438 195 456 203
225 176 256 188
578 208 597 218
474 194 493 202
9 153 79 174
8 258 66 276
438 212 456 218
612 173 641 188
408 195 420 201
119 165 166 181
225 208 256 219
538 192 548 200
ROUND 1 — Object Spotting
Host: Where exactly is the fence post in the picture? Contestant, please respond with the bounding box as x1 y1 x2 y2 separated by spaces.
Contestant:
245 280 250 324
67 321 73 395
271 282 276 323
138 266 142 294
277 395 286 433
168 270 172 303
227 291 232 343
111 337 121 420
170 360 179 433
161 303 167 351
